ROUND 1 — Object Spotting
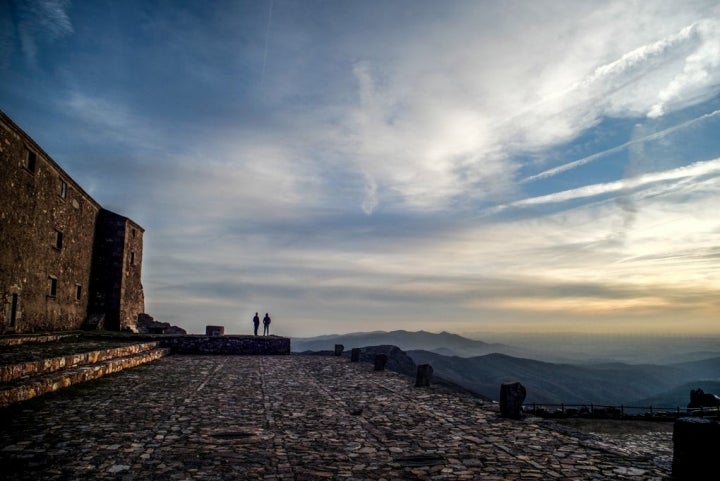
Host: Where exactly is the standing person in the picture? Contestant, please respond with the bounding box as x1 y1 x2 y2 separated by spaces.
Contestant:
252 312 260 336
263 313 271 336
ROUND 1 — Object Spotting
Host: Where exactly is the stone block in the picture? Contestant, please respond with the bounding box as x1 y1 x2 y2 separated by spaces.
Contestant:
499 382 526 419
350 348 361 362
415 364 433 387
334 344 344 356
205 325 225 337
672 417 720 479
374 354 388 371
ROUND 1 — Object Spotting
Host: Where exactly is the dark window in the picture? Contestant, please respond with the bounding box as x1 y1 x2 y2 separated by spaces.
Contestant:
48 277 57 297
25 148 37 173
132 228 137 238
60 180 67 198
10 293 18 328
54 230 63 250
130 251 135 265
76 284 82 301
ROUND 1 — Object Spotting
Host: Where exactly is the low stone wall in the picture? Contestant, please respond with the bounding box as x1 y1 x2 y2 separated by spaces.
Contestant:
159 336 290 355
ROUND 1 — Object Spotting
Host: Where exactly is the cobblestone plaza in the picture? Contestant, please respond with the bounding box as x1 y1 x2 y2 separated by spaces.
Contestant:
0 355 671 480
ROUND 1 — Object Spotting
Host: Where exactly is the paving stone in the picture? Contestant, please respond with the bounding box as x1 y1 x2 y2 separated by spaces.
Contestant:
0 355 671 480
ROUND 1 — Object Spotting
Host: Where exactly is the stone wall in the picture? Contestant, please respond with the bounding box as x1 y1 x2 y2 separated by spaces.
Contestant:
119 219 144 331
159 336 291 355
88 210 145 331
0 112 100 333
0 110 144 334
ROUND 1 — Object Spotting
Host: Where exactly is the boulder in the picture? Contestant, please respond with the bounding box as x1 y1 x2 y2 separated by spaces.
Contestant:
346 345 417 377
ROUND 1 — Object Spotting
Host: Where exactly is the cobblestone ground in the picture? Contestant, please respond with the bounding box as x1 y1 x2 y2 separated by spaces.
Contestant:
0 355 670 480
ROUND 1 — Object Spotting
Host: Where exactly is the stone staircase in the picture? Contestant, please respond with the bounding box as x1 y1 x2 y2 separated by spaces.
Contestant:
0 334 170 408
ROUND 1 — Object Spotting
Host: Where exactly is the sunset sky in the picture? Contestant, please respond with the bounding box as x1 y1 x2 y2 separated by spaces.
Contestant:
1 0 719 337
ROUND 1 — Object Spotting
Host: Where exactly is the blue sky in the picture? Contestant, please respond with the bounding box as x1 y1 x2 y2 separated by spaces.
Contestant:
1 0 719 337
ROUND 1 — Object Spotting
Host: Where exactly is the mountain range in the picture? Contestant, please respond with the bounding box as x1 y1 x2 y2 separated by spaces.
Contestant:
293 330 520 358
292 330 720 407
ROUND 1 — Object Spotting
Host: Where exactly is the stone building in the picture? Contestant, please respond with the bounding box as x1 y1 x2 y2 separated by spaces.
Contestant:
0 110 145 333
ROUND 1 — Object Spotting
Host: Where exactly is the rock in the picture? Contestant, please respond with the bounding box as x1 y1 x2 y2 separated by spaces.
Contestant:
334 344 344 356
688 388 720 409
136 313 187 335
345 345 417 377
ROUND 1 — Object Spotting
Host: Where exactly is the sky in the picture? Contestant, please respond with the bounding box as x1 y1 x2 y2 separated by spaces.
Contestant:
1 0 719 338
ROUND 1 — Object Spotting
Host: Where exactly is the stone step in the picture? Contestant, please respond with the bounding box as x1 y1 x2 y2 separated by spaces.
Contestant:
0 347 170 408
0 333 75 347
0 342 162 383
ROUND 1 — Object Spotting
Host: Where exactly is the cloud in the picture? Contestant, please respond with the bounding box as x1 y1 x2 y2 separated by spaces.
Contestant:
9 0 73 65
648 19 720 117
336 2 720 213
3 0 720 336
507 157 720 208
522 109 720 183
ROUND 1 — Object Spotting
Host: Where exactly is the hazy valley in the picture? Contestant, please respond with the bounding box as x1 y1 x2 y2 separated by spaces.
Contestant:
292 330 720 408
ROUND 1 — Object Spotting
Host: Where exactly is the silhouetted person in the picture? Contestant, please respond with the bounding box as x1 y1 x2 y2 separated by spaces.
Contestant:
252 312 260 336
263 313 271 336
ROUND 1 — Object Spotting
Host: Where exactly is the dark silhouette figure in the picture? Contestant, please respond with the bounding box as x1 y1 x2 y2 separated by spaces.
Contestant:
263 313 271 336
252 312 260 336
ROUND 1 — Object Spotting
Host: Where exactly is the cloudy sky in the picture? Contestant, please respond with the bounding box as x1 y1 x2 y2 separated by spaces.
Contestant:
1 0 719 337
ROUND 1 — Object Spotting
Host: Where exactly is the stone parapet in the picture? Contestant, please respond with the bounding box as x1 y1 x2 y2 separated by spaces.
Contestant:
159 335 290 355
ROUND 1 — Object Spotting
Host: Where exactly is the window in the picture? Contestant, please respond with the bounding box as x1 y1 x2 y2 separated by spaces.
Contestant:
75 284 82 301
130 251 135 265
10 293 18 328
132 228 137 238
24 147 37 173
60 180 67 199
48 277 57 297
54 230 63 250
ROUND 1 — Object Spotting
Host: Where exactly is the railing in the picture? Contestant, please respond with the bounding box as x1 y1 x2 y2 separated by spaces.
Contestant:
525 402 720 421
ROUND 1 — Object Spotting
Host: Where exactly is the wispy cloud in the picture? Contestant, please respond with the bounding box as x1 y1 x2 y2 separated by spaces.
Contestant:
522 109 720 183
9 0 73 65
509 157 720 208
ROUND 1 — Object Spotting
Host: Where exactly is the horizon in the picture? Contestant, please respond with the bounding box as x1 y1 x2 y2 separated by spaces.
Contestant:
1 1 719 338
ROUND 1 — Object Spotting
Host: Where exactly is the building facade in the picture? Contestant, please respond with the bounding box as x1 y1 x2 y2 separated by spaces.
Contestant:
0 110 144 333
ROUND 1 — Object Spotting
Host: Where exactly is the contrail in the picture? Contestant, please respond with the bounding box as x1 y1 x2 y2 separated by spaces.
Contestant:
260 0 275 88
521 109 720 184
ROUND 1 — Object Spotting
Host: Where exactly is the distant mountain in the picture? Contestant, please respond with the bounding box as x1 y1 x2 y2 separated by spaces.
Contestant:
292 330 720 407
407 350 715 407
292 330 515 357
669 357 720 379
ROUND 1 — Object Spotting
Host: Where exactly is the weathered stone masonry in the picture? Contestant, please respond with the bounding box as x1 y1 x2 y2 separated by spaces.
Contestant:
87 209 145 331
0 110 144 333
